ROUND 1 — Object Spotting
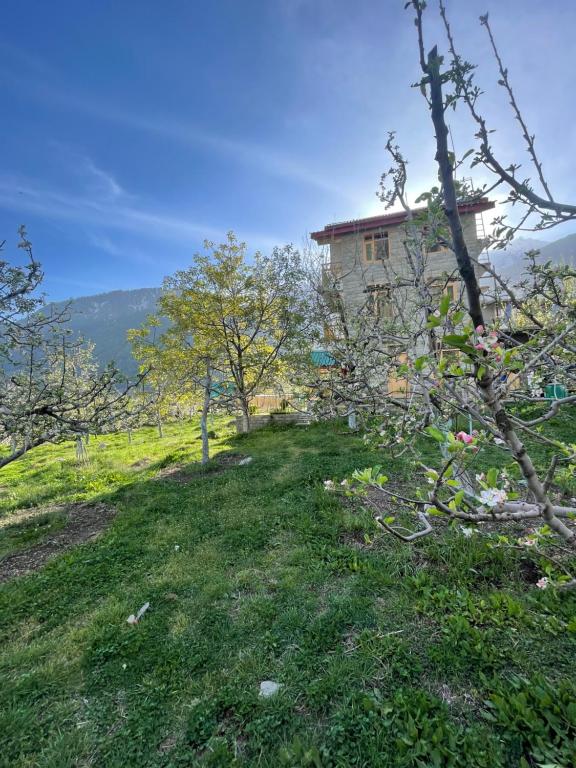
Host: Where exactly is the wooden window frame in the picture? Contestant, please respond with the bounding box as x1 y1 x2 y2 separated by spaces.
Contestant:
366 284 394 320
427 240 448 254
428 278 461 302
363 230 390 263
422 225 449 254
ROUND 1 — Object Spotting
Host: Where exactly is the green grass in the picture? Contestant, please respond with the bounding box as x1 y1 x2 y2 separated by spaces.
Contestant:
0 416 575 767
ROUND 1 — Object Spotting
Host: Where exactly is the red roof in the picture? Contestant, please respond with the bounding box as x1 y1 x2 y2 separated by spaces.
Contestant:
310 198 495 244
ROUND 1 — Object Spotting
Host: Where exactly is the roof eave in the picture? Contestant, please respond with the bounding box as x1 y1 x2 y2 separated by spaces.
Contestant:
311 199 495 244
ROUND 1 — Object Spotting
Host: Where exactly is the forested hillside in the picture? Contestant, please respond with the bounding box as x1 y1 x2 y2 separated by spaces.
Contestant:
50 287 162 374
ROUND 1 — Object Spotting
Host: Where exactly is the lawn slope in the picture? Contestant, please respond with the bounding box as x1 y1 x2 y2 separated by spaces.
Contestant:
0 418 575 767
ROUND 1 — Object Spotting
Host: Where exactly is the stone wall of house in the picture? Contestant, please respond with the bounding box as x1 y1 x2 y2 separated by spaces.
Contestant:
326 212 484 311
322 212 487 392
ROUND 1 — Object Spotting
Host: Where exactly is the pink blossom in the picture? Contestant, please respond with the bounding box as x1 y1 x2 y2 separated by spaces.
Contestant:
475 325 484 334
536 577 549 590
456 431 474 444
473 331 499 353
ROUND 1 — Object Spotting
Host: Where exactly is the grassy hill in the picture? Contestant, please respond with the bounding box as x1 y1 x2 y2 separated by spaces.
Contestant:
1 418 575 767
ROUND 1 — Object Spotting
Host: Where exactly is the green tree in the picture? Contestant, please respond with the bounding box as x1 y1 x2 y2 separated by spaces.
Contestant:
160 232 311 432
130 316 224 463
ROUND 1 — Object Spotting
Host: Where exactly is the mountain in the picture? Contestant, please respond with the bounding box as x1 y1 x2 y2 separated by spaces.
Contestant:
489 234 576 281
51 287 162 375
537 233 576 266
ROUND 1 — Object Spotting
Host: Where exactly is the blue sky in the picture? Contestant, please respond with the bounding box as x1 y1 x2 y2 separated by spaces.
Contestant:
1 0 575 300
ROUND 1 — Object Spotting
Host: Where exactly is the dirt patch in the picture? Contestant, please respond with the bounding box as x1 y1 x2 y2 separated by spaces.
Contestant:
339 530 369 549
130 457 152 469
0 502 116 583
432 682 479 718
518 556 541 584
0 505 63 530
154 465 198 484
213 451 250 467
364 484 416 516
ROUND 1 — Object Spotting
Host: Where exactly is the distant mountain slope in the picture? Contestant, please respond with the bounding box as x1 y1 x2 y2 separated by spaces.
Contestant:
489 234 576 281
51 287 162 375
538 233 576 266
52 232 576 374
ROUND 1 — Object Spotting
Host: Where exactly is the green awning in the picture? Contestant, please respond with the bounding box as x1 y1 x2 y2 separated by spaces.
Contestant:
311 350 338 367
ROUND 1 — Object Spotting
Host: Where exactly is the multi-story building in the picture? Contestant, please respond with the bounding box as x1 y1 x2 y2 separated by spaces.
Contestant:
310 199 496 395
311 198 495 316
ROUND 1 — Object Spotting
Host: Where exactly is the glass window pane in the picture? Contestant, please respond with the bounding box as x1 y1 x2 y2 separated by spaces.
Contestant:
375 238 388 260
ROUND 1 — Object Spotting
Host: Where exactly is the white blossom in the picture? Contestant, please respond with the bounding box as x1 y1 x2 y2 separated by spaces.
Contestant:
479 488 508 508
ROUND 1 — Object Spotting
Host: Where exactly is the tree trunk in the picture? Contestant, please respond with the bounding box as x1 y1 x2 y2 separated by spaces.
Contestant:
426 47 485 330
200 360 212 464
240 399 250 433
424 45 575 543
75 436 89 463
156 409 164 438
348 409 357 430
0 434 51 470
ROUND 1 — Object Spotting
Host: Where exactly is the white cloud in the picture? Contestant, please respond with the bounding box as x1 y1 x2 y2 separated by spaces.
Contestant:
88 232 124 256
45 142 129 201
82 159 125 200
82 107 353 201
0 174 284 255
86 232 159 266
0 58 354 203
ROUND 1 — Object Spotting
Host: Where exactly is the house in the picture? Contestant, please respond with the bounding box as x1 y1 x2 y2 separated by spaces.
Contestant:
310 198 496 395
311 198 495 315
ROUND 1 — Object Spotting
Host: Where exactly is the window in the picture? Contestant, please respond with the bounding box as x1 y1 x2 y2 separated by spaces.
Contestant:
427 240 446 253
422 225 448 253
366 285 394 319
363 231 389 262
428 278 461 302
